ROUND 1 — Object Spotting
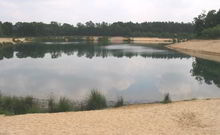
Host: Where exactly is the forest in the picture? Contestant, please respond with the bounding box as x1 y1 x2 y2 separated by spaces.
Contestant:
0 21 194 38
0 9 219 39
194 9 220 38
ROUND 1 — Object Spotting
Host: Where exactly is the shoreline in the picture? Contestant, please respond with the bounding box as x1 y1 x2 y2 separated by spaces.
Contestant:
0 36 173 45
0 37 27 45
0 98 219 135
167 40 220 62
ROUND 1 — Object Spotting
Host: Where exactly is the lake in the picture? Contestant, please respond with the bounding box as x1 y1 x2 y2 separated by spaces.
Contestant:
0 42 220 103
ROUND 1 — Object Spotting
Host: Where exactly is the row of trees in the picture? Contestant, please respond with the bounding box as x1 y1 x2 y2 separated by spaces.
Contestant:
0 21 194 38
194 9 220 38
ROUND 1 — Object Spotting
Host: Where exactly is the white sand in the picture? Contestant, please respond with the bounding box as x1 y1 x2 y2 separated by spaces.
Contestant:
85 36 172 44
167 40 220 62
0 99 220 135
0 38 13 43
0 38 27 44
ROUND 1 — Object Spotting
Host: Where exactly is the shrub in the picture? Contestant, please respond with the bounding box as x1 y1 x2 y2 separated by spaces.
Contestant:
201 25 220 39
57 97 73 112
48 96 56 113
114 96 124 107
1 96 15 113
86 90 107 110
0 95 40 115
24 96 41 113
162 93 172 104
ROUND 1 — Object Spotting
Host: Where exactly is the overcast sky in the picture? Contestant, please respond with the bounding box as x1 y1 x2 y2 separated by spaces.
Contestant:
0 0 219 24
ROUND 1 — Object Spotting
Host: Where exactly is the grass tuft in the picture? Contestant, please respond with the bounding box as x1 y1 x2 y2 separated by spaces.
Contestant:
57 97 73 112
86 89 107 110
162 93 172 104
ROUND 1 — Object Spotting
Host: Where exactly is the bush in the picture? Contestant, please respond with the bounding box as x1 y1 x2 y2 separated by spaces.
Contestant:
0 95 40 115
86 90 107 110
201 25 220 39
57 97 73 112
1 96 15 113
114 96 124 107
48 96 56 113
162 93 172 104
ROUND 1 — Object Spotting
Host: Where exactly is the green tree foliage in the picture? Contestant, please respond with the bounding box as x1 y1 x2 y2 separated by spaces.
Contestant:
2 22 13 36
194 9 220 38
0 22 3 36
0 21 194 38
201 25 220 39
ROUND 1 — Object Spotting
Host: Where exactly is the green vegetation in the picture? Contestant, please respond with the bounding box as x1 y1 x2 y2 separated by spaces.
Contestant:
0 94 41 115
48 96 56 113
0 90 113 115
201 25 220 39
161 93 172 104
194 9 220 39
47 96 74 113
57 97 73 112
85 90 107 110
0 21 194 38
0 9 219 39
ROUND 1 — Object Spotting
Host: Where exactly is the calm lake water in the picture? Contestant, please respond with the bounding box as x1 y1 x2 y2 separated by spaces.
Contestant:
0 42 220 103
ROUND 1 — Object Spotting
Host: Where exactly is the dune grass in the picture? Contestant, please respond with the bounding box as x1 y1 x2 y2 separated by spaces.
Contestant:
85 89 107 110
0 90 175 115
161 93 172 104
0 95 41 115
0 90 109 115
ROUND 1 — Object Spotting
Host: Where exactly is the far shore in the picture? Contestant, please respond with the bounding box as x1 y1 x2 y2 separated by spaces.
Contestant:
0 37 27 44
0 36 173 45
167 40 220 62
0 99 219 135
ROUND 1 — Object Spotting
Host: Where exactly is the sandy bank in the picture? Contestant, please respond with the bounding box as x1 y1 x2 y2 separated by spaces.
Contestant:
132 37 172 44
0 38 27 44
1 37 172 45
85 36 172 44
0 99 220 135
109 37 172 44
167 40 220 62
0 38 14 43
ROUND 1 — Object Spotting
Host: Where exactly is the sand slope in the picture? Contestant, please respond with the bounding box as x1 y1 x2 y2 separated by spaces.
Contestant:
0 99 220 135
167 40 220 62
0 38 27 44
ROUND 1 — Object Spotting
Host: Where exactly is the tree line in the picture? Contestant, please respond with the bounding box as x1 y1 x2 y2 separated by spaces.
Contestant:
194 9 220 38
0 21 194 38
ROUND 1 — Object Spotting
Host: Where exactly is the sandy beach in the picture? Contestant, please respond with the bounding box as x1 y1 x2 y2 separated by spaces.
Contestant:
81 36 172 44
167 40 220 62
0 38 14 43
1 37 172 45
132 37 172 44
109 37 172 44
0 38 26 44
0 99 220 135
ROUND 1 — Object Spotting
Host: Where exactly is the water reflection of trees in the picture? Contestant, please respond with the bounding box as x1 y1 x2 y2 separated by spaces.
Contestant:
191 58 220 88
0 43 190 60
